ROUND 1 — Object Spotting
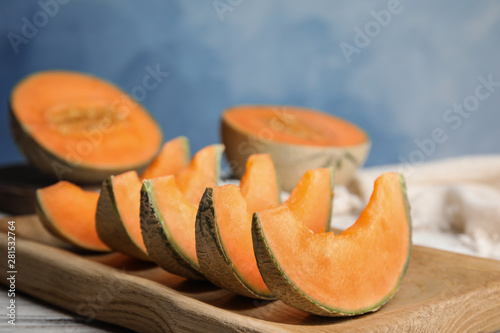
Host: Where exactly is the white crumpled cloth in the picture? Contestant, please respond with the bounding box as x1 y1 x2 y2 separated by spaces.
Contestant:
330 155 500 260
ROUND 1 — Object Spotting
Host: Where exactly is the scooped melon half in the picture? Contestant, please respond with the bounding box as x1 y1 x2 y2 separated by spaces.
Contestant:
196 165 333 299
252 172 412 316
36 181 110 252
95 137 190 261
221 105 370 191
10 70 162 183
140 144 223 279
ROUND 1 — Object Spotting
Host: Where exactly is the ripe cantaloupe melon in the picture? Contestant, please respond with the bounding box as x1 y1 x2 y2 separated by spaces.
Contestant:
140 136 190 180
36 181 110 252
95 171 150 261
95 137 190 261
252 172 412 316
221 105 370 191
195 154 281 298
140 144 223 279
10 70 162 183
196 165 333 299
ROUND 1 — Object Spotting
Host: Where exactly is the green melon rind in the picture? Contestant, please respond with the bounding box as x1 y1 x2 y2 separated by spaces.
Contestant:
95 176 151 261
140 180 205 280
9 107 161 185
252 173 412 316
35 190 110 252
196 187 276 300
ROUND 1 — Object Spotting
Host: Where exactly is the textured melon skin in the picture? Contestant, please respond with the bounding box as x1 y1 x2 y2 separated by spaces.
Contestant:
96 176 151 261
9 106 160 184
252 174 412 316
221 107 370 191
196 187 276 300
35 192 110 252
140 181 205 280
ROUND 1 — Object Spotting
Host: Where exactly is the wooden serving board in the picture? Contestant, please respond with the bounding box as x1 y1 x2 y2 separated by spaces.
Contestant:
1 215 500 333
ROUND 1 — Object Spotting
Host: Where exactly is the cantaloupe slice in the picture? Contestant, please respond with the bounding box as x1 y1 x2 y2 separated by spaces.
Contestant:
252 172 412 316
95 171 150 261
95 137 190 261
10 70 162 183
140 144 223 279
196 166 333 299
36 181 110 252
221 105 370 190
196 154 281 298
140 136 190 180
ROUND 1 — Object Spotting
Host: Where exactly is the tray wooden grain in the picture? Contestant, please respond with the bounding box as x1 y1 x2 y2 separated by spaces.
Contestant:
1 215 500 332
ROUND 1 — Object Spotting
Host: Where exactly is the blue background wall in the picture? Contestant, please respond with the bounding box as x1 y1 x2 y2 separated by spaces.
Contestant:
1 0 499 168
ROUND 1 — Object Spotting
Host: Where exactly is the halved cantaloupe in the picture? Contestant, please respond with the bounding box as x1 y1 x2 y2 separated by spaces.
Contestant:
221 105 370 190
36 181 110 252
95 171 150 261
252 172 412 316
95 137 191 261
10 70 162 183
140 136 190 180
140 144 223 279
196 154 281 298
196 166 333 299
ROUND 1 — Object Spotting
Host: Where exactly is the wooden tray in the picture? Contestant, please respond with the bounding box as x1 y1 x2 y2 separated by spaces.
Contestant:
1 215 500 332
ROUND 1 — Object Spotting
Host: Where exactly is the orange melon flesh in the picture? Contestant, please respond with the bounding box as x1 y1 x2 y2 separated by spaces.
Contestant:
11 71 162 169
212 185 273 296
240 154 280 213
140 136 190 180
176 144 224 205
253 172 411 315
36 181 110 251
110 171 146 251
205 166 331 298
223 105 367 147
140 144 223 279
148 176 198 266
286 168 333 233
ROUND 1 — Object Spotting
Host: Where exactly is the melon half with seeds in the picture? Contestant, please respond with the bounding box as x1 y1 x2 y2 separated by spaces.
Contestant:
252 172 412 316
10 70 162 183
196 164 333 299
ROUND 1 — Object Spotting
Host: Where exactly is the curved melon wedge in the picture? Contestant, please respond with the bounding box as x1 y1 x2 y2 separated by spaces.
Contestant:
252 172 412 316
140 136 190 180
36 181 111 252
95 136 191 261
140 176 203 279
140 144 223 279
196 165 333 299
196 154 280 299
96 171 150 261
175 144 224 205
